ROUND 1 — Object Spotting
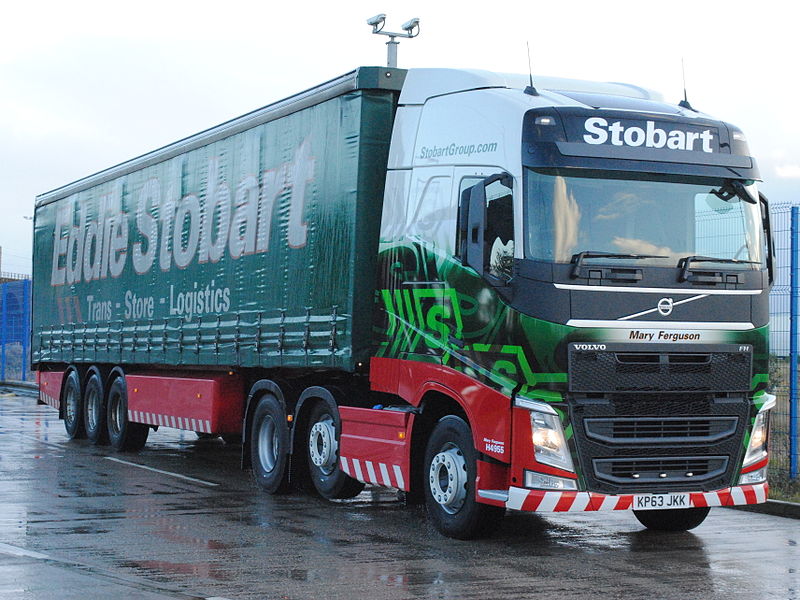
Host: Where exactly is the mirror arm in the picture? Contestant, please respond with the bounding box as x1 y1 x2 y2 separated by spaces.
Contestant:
759 192 774 284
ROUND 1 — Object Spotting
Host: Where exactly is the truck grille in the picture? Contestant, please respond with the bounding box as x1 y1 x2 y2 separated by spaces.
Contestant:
568 392 750 494
593 456 728 485
569 345 752 393
584 416 739 444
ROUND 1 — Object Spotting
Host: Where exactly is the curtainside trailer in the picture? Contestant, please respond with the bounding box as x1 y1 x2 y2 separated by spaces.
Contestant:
34 66 775 538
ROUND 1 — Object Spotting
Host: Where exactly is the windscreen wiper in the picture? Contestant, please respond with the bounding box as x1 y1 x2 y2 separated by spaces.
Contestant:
570 251 668 278
677 255 760 282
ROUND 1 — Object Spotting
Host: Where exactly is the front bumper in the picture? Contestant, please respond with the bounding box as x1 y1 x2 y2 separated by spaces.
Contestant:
496 482 768 512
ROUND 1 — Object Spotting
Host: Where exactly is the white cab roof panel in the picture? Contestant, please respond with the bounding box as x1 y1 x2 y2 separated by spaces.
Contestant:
398 68 663 105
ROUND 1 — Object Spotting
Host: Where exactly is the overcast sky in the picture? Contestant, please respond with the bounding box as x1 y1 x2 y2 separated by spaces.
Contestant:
2 0 796 275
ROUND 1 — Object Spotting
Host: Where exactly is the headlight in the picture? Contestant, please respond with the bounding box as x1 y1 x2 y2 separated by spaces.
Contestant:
742 410 769 467
530 410 574 472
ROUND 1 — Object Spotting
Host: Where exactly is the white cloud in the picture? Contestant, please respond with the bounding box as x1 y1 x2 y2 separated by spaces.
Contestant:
775 165 800 179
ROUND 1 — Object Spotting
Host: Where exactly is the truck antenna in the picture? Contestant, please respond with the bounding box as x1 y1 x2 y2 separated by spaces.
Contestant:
367 14 420 68
678 57 696 111
524 41 539 96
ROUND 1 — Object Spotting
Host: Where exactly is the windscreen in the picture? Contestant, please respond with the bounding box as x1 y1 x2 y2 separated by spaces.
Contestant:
524 168 764 269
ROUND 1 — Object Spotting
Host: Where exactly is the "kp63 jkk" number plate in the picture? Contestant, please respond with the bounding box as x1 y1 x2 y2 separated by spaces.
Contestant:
633 493 690 510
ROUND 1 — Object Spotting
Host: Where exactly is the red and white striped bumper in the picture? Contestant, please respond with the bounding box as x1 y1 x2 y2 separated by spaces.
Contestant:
505 482 768 512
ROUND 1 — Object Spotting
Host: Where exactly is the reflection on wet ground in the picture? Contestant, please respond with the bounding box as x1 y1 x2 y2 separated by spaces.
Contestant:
0 391 798 599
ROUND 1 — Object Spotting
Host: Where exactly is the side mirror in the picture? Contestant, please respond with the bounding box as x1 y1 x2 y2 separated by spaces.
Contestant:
465 182 485 272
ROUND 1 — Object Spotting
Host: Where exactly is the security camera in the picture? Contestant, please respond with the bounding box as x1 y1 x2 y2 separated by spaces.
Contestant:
367 14 386 28
401 17 420 33
366 14 420 67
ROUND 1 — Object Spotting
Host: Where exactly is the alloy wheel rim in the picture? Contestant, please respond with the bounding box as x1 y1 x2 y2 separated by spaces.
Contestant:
428 443 468 514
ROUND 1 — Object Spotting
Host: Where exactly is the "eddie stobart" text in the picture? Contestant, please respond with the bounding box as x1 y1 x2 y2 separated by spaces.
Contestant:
49 139 315 286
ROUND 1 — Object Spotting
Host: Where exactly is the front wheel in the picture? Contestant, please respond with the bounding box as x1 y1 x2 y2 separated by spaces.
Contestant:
633 507 710 531
306 402 364 499
424 416 504 539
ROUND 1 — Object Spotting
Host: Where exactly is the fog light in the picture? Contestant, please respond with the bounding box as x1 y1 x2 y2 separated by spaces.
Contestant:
739 466 768 485
525 470 578 490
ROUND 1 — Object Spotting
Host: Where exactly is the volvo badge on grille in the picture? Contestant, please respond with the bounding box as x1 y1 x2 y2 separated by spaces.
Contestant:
657 297 674 316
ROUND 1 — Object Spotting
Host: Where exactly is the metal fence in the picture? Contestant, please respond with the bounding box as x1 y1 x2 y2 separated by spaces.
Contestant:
770 204 799 486
0 278 32 383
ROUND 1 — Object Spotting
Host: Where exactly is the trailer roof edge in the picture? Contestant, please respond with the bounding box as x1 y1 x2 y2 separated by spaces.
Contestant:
35 67 407 208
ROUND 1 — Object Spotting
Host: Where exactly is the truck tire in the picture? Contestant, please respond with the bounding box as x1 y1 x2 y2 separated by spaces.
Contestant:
106 377 149 452
633 507 710 531
424 415 505 539
306 402 364 499
250 394 290 494
83 372 109 445
62 370 86 440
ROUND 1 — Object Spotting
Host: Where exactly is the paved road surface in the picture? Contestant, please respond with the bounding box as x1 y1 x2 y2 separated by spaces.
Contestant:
0 390 797 599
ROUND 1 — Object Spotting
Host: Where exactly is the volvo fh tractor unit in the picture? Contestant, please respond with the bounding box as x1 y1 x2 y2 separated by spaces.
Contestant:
33 66 774 538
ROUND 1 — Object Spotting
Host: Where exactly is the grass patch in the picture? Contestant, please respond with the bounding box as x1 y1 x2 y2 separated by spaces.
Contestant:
769 478 800 503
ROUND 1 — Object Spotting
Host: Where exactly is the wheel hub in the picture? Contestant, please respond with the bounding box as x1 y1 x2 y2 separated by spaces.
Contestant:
86 389 98 430
109 392 123 435
429 445 467 514
65 388 77 422
308 416 337 473
257 415 278 473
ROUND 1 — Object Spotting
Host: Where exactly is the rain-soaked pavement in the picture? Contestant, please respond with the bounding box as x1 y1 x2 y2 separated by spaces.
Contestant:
0 388 798 600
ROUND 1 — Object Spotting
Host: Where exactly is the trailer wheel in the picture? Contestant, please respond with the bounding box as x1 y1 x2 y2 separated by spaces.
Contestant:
62 370 86 440
306 402 364 499
424 416 504 539
250 394 290 494
83 372 109 445
633 507 710 531
107 377 149 452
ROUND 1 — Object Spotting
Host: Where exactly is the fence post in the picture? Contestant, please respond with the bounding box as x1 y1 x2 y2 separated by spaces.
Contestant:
791 206 799 479
22 279 30 381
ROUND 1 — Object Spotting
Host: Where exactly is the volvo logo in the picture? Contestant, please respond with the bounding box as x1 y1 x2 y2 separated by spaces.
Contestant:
657 297 674 316
573 343 606 351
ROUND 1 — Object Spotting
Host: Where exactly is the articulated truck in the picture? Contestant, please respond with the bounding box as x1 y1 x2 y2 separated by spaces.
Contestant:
33 66 775 539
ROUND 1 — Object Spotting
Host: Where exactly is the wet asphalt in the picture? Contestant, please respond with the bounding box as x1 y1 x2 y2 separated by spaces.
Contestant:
0 389 798 600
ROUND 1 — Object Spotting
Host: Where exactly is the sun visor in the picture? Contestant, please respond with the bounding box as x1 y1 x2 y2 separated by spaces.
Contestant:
522 108 760 180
